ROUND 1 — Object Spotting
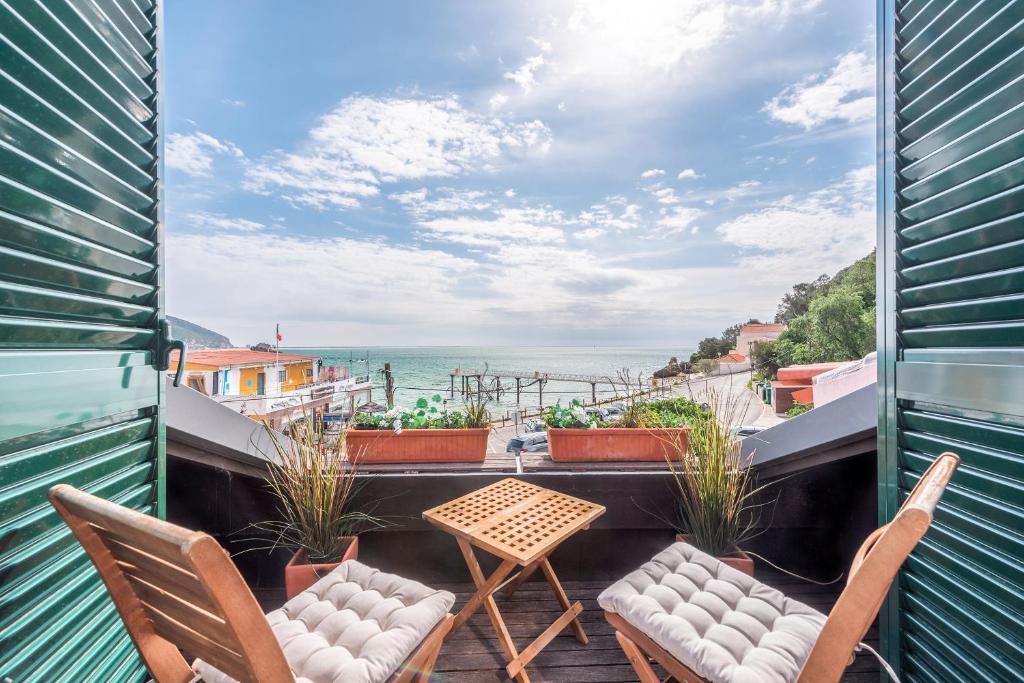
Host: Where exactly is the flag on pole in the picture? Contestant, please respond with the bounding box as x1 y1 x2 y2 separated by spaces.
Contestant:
276 323 282 344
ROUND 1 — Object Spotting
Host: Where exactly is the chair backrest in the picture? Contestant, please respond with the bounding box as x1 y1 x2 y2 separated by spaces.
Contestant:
797 451 960 682
48 485 293 683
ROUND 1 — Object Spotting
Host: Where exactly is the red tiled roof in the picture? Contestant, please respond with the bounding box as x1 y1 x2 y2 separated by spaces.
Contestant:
719 353 748 363
174 349 315 368
740 323 786 333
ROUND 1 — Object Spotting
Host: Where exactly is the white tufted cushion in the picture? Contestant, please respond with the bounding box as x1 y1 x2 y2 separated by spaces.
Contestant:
193 560 455 683
598 542 825 683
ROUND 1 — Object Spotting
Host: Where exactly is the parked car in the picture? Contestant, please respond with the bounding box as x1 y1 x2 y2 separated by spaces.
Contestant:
603 403 626 418
730 424 765 438
507 431 549 454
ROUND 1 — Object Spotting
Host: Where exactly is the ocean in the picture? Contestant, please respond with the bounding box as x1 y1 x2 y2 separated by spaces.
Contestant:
285 346 690 415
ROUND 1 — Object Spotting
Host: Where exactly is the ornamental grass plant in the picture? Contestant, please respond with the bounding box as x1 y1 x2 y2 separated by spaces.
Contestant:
250 413 382 563
664 389 768 558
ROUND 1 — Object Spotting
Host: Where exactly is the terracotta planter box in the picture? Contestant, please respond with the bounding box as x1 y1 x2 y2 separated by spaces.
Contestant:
547 427 688 462
285 536 358 599
676 533 754 576
346 427 489 464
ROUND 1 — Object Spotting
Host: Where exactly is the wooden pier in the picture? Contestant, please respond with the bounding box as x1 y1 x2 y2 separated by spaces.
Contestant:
450 368 633 405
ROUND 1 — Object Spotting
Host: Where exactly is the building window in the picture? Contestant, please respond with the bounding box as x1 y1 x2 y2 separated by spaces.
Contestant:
278 370 287 382
305 368 313 377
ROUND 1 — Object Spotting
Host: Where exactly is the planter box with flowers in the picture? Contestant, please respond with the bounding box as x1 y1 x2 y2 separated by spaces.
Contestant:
347 394 489 464
545 398 702 462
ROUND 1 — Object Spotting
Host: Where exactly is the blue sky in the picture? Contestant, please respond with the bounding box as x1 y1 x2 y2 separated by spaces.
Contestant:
164 0 876 347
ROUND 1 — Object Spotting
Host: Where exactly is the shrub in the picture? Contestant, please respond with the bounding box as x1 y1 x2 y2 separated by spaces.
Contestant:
786 402 814 417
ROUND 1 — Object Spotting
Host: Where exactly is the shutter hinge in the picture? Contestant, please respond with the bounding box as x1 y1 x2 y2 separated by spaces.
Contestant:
157 319 188 387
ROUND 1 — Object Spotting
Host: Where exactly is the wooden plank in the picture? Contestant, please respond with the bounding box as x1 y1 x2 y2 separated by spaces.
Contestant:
540 558 588 644
145 604 249 681
507 602 584 677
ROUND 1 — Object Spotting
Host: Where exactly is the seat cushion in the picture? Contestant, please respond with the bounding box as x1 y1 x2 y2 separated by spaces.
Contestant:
598 542 825 683
194 560 455 683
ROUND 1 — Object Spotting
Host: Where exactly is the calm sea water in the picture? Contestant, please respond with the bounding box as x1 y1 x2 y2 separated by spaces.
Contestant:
285 346 690 414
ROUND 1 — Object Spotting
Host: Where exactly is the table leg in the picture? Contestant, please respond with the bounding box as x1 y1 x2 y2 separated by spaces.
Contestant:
454 538 530 683
450 542 518 634
540 556 588 644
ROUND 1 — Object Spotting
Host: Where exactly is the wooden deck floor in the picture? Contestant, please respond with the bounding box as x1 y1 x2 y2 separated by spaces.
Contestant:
257 569 878 682
429 569 880 682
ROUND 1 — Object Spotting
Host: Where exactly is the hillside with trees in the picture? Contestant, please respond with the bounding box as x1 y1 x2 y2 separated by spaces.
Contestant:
692 251 876 379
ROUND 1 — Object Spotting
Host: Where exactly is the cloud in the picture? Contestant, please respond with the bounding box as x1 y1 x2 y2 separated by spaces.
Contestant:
505 0 821 99
655 207 703 236
504 54 546 93
677 168 699 179
221 98 246 107
574 227 606 240
167 232 477 343
640 168 665 179
489 93 509 110
185 212 265 232
166 131 243 176
390 187 495 219
244 96 552 210
716 165 874 277
417 206 566 247
644 183 680 204
764 51 874 129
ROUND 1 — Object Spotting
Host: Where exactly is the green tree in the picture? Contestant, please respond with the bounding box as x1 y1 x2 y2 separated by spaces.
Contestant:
749 339 782 379
694 336 731 360
775 275 829 324
808 285 874 360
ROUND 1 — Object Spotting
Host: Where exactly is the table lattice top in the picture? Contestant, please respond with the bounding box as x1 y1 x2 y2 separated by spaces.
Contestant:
423 478 605 564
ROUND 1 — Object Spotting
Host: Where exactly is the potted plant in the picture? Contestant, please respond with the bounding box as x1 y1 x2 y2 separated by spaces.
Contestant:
251 417 383 598
545 397 700 462
665 390 765 576
347 393 491 463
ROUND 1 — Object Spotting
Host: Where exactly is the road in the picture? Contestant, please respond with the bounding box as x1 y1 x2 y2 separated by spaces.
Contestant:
487 370 781 455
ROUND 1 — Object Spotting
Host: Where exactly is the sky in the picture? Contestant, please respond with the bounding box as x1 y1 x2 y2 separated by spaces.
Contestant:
163 0 877 347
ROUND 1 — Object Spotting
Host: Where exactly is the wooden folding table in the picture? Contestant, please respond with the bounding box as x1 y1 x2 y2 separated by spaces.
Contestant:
423 478 605 682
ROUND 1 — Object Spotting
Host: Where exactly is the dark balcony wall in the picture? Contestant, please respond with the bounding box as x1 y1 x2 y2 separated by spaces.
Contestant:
167 448 876 593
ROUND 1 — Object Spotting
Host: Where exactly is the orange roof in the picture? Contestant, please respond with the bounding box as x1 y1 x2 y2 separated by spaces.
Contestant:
740 323 786 334
719 352 748 363
776 362 845 383
171 349 315 369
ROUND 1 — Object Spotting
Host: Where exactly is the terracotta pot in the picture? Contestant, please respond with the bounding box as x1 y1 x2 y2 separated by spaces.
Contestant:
676 533 754 576
284 536 358 599
547 427 688 462
346 427 489 463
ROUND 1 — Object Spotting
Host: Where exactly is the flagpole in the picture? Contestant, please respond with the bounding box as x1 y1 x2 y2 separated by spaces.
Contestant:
275 323 280 369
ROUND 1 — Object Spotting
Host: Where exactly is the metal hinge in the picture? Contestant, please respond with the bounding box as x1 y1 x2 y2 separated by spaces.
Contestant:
157 319 188 387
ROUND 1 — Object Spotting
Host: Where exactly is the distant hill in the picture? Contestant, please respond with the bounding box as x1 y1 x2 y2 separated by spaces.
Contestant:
167 316 233 349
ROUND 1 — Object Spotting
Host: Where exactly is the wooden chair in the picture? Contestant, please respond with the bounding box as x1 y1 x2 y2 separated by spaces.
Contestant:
606 451 960 683
49 485 453 683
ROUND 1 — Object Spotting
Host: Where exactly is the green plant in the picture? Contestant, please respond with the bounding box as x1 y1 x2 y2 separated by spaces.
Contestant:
786 402 814 417
544 399 598 428
353 394 472 430
664 390 767 557
250 415 383 563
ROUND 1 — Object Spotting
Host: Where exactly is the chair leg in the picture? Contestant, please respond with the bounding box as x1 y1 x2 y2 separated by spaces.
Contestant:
616 631 661 683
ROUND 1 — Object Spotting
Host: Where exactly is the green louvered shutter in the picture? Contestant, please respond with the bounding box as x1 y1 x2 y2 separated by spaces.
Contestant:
879 0 1024 679
0 0 166 680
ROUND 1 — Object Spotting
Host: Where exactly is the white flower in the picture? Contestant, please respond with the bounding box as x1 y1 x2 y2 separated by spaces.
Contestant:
572 407 588 424
392 419 403 434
